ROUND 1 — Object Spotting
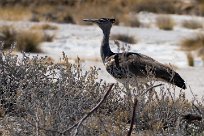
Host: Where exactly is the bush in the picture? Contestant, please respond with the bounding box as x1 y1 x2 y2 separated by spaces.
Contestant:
0 48 204 135
31 24 58 30
59 13 76 24
0 25 16 49
156 15 174 30
120 14 141 27
111 34 137 44
181 33 204 65
0 26 54 52
187 52 194 66
181 33 204 51
134 0 176 14
198 0 204 16
182 20 203 29
43 33 55 42
16 31 44 53
0 5 31 21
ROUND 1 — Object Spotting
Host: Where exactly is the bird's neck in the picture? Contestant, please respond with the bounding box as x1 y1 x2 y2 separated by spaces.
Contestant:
101 30 113 63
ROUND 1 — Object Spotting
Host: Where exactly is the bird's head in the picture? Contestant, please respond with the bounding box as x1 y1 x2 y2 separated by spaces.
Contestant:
83 18 115 34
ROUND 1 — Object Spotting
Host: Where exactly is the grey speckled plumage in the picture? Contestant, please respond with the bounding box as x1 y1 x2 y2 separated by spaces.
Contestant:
83 18 186 89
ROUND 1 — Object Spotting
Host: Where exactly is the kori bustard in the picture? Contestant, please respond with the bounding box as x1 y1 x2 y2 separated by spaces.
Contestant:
83 18 186 89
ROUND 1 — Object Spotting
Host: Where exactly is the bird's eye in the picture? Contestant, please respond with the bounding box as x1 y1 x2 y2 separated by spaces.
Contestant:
110 19 115 23
99 19 106 22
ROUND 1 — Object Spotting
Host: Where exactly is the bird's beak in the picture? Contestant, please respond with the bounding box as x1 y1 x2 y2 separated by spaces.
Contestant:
83 19 98 23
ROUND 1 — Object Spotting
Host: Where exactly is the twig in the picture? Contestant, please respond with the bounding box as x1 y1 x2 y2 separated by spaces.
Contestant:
127 84 163 136
140 83 163 97
189 85 202 114
62 83 114 136
127 97 138 136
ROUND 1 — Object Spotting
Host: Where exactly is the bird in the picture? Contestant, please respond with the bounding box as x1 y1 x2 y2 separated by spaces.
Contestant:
83 18 186 89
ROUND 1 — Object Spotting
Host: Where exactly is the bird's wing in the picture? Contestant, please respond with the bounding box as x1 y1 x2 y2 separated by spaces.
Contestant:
117 52 161 77
117 52 186 89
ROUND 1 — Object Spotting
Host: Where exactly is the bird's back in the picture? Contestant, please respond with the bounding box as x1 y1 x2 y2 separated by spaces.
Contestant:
104 52 186 89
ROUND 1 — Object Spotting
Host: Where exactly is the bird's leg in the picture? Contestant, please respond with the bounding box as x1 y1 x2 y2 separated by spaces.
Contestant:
124 81 134 116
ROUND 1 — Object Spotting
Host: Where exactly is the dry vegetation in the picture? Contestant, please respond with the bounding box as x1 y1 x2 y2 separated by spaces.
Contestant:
0 25 54 52
181 33 204 63
187 52 195 66
0 25 16 49
0 5 32 21
31 24 58 30
111 34 137 44
181 33 204 51
16 31 44 53
156 15 175 30
120 14 141 27
182 19 203 29
198 0 204 16
0 0 203 26
132 0 176 14
0 46 203 135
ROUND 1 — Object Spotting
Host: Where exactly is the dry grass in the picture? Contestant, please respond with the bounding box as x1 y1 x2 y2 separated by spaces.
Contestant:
43 33 55 42
182 19 203 29
111 34 137 44
0 5 32 21
187 52 194 66
120 14 141 27
31 24 58 30
0 25 16 49
0 1 202 26
72 1 125 25
156 15 174 30
16 31 44 52
0 25 54 52
181 33 204 51
133 0 176 14
181 33 204 60
198 0 204 16
198 48 204 60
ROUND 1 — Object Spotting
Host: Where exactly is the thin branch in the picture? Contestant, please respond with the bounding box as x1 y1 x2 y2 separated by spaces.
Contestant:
127 84 163 136
140 83 163 97
62 83 114 135
127 97 138 136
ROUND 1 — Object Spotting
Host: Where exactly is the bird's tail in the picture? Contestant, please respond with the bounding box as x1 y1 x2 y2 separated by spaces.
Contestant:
171 72 186 89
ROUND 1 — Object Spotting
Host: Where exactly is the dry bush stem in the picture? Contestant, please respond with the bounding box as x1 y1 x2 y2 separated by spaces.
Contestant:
62 83 114 136
139 83 163 97
127 97 138 136
127 84 163 136
189 86 202 115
